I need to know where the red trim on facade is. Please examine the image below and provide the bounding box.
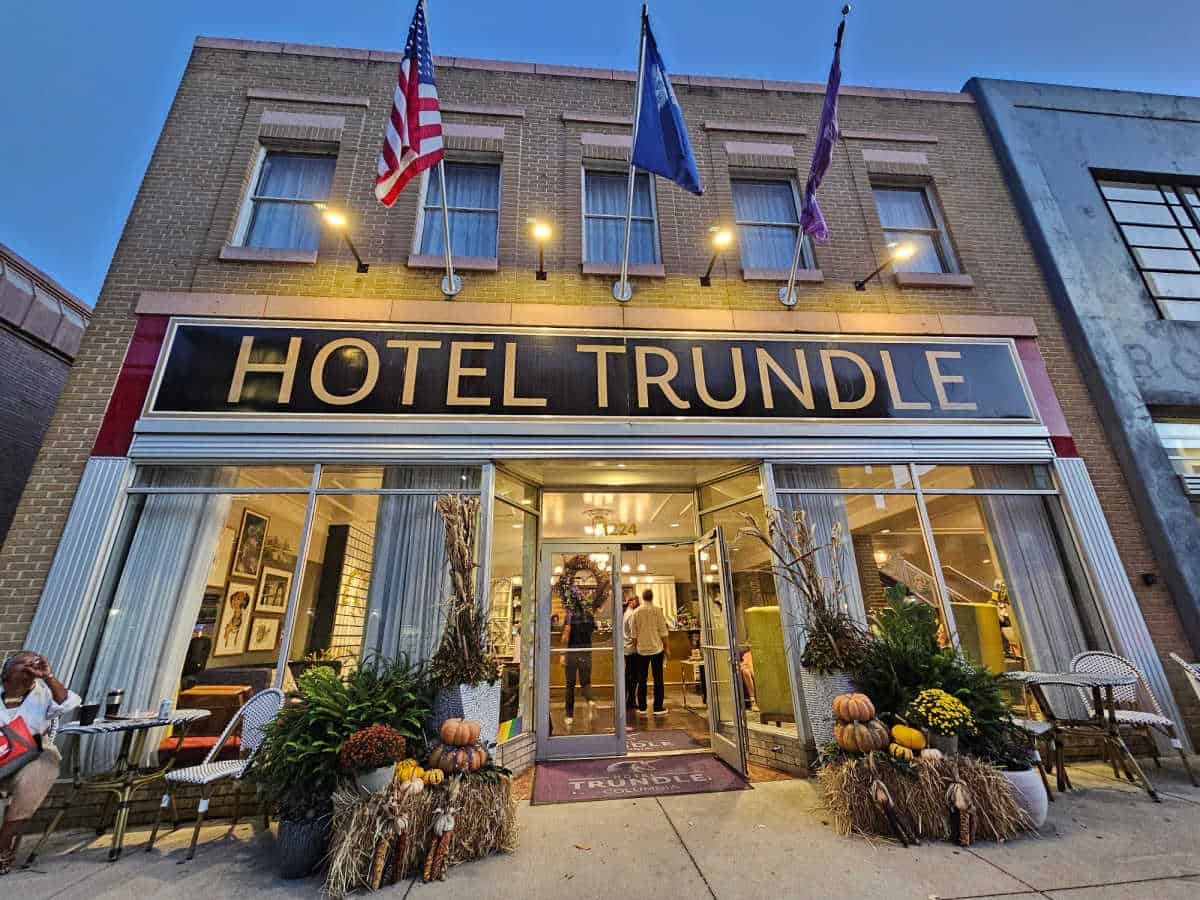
[1014,337,1077,457]
[91,315,170,457]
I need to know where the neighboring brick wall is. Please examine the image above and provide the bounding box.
[0,38,1193,743]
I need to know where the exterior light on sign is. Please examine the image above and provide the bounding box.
[854,241,916,291]
[530,219,552,280]
[700,226,734,287]
[314,203,369,273]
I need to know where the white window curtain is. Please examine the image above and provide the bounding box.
[81,468,233,773]
[361,467,482,665]
[733,180,807,270]
[419,162,501,258]
[872,187,949,274]
[584,170,658,263]
[771,466,868,626]
[246,152,335,251]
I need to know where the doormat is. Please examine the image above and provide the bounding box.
[626,729,706,753]
[532,754,750,805]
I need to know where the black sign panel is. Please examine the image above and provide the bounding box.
[149,322,1036,422]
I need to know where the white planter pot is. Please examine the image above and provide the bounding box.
[798,669,856,748]
[355,765,394,794]
[1002,766,1048,828]
[433,681,501,748]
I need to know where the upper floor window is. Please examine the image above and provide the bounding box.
[584,169,660,264]
[872,185,958,274]
[243,152,335,251]
[418,161,501,258]
[1097,179,1200,318]
[731,178,812,271]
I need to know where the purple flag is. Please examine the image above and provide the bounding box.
[799,18,845,244]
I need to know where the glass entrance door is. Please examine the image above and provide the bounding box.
[536,542,625,759]
[694,528,748,774]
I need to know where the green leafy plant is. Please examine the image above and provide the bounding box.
[249,655,433,820]
[738,507,868,674]
[428,494,499,688]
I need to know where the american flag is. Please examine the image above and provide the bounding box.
[375,0,444,207]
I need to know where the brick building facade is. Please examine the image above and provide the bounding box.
[3,35,1196,778]
[0,243,89,549]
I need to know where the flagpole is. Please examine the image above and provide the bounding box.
[423,0,460,298]
[780,5,848,308]
[614,4,649,303]
[437,159,461,297]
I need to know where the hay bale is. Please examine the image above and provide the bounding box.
[325,774,518,897]
[818,755,1034,843]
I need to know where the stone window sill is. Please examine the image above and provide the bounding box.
[894,271,975,289]
[741,267,824,283]
[581,261,666,278]
[219,244,318,264]
[407,254,499,272]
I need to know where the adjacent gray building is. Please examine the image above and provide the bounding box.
[967,79,1200,659]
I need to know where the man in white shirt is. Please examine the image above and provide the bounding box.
[622,593,641,711]
[628,589,670,715]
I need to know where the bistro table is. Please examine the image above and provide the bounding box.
[52,709,211,861]
[1003,670,1159,801]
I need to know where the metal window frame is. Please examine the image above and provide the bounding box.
[239,150,337,251]
[872,182,960,274]
[729,176,815,270]
[1095,174,1200,314]
[581,165,662,264]
[413,158,503,258]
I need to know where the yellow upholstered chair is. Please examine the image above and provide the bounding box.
[949,602,1006,674]
[745,606,795,726]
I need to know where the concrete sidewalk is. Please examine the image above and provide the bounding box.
[8,759,1200,900]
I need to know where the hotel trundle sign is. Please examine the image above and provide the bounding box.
[149,321,1037,423]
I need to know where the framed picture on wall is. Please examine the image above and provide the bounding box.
[247,616,281,653]
[231,509,270,580]
[257,566,292,613]
[212,581,257,657]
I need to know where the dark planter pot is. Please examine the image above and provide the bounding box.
[277,813,330,879]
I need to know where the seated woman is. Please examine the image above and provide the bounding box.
[1,651,79,874]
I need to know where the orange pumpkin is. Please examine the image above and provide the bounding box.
[834,717,890,753]
[831,693,876,723]
[427,742,488,774]
[439,718,482,746]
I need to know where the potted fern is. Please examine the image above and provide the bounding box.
[739,507,867,747]
[429,494,502,747]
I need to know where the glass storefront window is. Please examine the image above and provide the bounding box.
[133,464,314,490]
[773,464,913,492]
[488,495,537,741]
[698,469,762,511]
[541,491,694,540]
[495,470,539,509]
[914,464,1054,492]
[319,465,481,491]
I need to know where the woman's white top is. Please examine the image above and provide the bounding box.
[0,680,81,736]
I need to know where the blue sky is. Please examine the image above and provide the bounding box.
[2,0,1198,304]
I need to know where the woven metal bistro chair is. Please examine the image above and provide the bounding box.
[1169,652,1200,705]
[1070,651,1197,787]
[146,688,284,861]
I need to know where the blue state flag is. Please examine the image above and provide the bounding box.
[631,13,703,196]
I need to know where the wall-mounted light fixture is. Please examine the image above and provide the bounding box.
[700,227,733,287]
[315,204,369,273]
[530,219,552,280]
[853,241,915,291]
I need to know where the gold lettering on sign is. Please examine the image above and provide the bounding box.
[310,338,380,405]
[385,339,442,406]
[819,349,876,411]
[756,347,814,411]
[446,340,494,407]
[692,346,746,410]
[502,342,548,407]
[634,346,690,410]
[925,350,977,411]
[227,335,302,404]
[575,344,626,408]
[880,350,932,411]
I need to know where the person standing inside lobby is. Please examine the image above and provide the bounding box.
[622,592,641,711]
[561,579,596,726]
[630,589,670,716]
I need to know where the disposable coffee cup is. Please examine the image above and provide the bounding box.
[105,688,124,719]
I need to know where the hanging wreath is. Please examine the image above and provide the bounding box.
[556,553,612,618]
